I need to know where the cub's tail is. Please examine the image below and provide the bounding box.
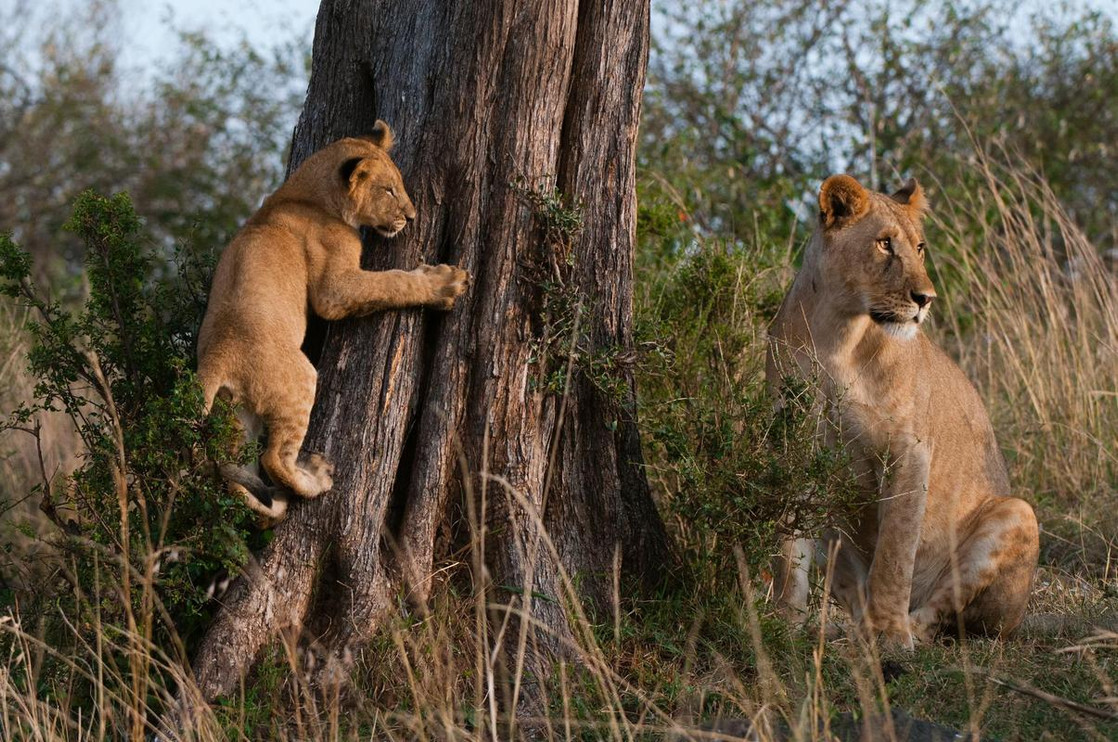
[217,462,289,526]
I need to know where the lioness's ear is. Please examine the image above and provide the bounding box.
[339,157,365,185]
[819,174,869,229]
[367,119,395,151]
[890,177,927,218]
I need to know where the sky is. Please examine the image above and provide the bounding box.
[9,0,1116,75]
[0,0,318,75]
[118,0,319,68]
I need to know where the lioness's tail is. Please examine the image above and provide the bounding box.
[1017,612,1118,639]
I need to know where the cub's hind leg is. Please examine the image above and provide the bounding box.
[221,465,289,524]
[296,450,335,488]
[910,496,1038,639]
[258,355,333,499]
[198,367,290,523]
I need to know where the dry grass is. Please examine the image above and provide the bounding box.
[0,154,1115,739]
[0,300,82,598]
[928,151,1118,568]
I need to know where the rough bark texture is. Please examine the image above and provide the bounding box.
[192,0,669,704]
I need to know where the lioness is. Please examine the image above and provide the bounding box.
[198,121,468,523]
[767,174,1038,648]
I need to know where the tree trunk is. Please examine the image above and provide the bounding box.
[191,0,669,707]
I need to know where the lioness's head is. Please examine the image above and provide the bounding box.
[814,174,936,340]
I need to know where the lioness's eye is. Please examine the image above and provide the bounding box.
[876,237,893,254]
[385,187,396,198]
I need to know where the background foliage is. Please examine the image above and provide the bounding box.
[0,0,1114,738]
[0,0,306,285]
[638,0,1117,571]
[643,0,1117,247]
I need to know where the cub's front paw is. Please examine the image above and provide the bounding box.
[418,263,469,310]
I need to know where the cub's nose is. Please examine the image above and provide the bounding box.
[911,290,935,308]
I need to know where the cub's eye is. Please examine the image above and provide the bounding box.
[876,237,893,254]
[916,241,927,257]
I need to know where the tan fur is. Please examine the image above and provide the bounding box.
[197,121,468,523]
[768,174,1038,648]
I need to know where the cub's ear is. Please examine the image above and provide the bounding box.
[890,177,927,218]
[367,119,395,151]
[339,157,366,185]
[819,174,869,229]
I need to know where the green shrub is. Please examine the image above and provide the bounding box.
[0,190,256,687]
[634,191,862,586]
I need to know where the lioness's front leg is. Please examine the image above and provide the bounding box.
[311,264,469,320]
[864,443,931,649]
[772,536,814,622]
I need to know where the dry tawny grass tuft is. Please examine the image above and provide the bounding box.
[0,150,1115,739]
[929,153,1117,565]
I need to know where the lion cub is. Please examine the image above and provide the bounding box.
[768,174,1038,647]
[198,121,468,522]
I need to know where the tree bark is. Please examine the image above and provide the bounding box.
[191,0,669,707]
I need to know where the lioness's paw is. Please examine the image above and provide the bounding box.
[418,263,469,310]
[907,608,937,645]
[862,612,916,652]
[880,629,916,653]
[869,623,916,652]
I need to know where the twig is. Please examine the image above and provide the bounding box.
[977,671,1118,722]
[1058,630,1118,654]
[4,420,74,532]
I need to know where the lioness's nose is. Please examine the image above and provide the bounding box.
[911,290,935,308]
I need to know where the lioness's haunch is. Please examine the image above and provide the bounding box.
[197,122,469,523]
[767,174,1039,648]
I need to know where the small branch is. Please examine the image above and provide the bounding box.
[4,420,74,532]
[979,672,1118,722]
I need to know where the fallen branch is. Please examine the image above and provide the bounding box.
[979,672,1118,722]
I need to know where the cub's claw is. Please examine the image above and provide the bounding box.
[297,451,335,494]
[418,263,469,310]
